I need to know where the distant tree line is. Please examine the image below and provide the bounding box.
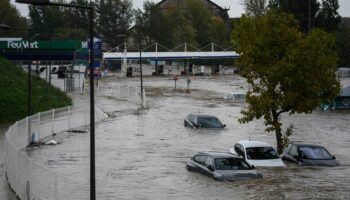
[133,0,231,50]
[25,0,232,50]
[0,0,349,67]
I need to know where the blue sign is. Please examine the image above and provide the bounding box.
[87,37,102,53]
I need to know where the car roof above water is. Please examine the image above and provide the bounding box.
[189,113,217,118]
[290,142,325,148]
[198,151,241,159]
[238,140,275,148]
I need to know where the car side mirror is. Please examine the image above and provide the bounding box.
[222,124,226,128]
[198,124,202,127]
[207,165,214,171]
[293,155,299,160]
[333,155,336,160]
[251,165,255,169]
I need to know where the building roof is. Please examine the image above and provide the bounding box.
[156,0,228,12]
[103,51,239,60]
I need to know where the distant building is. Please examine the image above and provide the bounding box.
[156,0,230,22]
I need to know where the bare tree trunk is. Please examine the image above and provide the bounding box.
[272,110,283,154]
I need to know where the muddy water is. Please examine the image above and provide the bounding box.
[14,76,350,199]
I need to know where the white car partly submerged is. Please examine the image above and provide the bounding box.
[230,140,286,167]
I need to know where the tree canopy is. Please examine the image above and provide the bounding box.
[96,0,134,49]
[242,0,268,16]
[232,11,340,153]
[315,0,341,32]
[0,0,28,38]
[269,0,341,33]
[136,0,231,49]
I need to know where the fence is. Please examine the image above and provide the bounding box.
[95,82,147,108]
[5,106,108,200]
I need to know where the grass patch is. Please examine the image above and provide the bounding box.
[0,58,72,124]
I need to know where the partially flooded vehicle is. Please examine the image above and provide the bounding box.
[186,151,263,181]
[184,113,226,129]
[281,142,340,167]
[230,140,285,167]
[224,92,246,101]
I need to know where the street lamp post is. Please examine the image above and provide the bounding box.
[15,1,96,199]
[138,38,144,107]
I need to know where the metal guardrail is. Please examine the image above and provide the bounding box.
[5,106,107,200]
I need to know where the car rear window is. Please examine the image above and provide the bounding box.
[299,146,333,160]
[197,116,222,128]
[246,147,280,160]
[214,158,251,170]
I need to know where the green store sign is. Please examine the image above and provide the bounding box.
[0,40,87,50]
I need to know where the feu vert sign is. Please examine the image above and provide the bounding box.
[0,39,86,50]
[7,40,39,49]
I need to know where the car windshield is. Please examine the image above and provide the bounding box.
[214,158,251,170]
[197,116,223,128]
[299,146,333,160]
[246,147,280,160]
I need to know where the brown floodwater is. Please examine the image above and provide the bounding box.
[3,75,350,200]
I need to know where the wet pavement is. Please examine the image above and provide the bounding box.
[2,74,350,199]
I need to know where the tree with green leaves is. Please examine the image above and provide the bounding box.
[183,0,212,47]
[271,0,320,32]
[134,1,171,47]
[242,0,268,16]
[29,5,64,39]
[165,7,198,48]
[315,0,341,32]
[55,0,91,40]
[209,16,230,47]
[335,26,350,67]
[96,0,134,49]
[29,0,92,40]
[232,11,340,153]
[0,0,28,38]
[136,0,230,49]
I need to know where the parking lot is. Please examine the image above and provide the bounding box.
[17,74,350,199]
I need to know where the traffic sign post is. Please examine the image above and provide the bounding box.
[186,78,191,92]
[173,75,179,91]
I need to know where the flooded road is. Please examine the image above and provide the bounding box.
[5,75,350,199]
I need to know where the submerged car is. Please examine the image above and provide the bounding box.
[230,140,285,167]
[184,113,226,129]
[224,92,246,101]
[281,142,340,167]
[186,151,263,181]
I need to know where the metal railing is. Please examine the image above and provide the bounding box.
[5,106,107,200]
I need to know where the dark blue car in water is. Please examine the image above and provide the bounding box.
[184,113,225,129]
[281,142,340,167]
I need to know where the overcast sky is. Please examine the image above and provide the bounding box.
[11,0,350,18]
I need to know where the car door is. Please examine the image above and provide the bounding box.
[192,155,208,174]
[283,144,299,163]
[186,114,197,129]
[203,156,214,177]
